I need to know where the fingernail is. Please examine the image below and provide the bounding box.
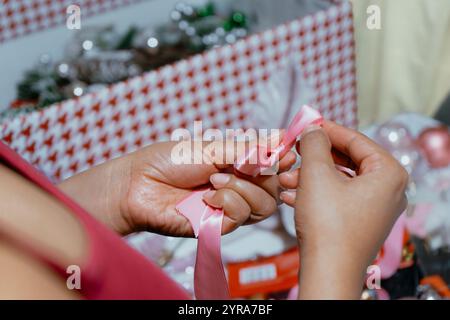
[279,171,289,179]
[210,173,231,188]
[203,190,216,200]
[303,124,321,135]
[203,190,223,208]
[280,190,296,202]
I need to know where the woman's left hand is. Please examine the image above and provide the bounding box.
[59,138,296,236]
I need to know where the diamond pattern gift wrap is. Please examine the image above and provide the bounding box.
[0,0,357,182]
[0,0,146,43]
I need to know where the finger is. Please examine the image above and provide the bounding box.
[203,188,251,234]
[298,125,335,172]
[238,173,283,203]
[295,144,357,170]
[279,169,300,190]
[322,120,390,174]
[279,190,296,207]
[278,150,297,173]
[279,163,351,190]
[209,173,278,219]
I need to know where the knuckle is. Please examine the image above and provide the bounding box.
[386,159,409,191]
[219,188,233,203]
[222,189,250,221]
[260,197,277,216]
[399,194,408,213]
[231,176,245,190]
[398,166,410,190]
[399,162,409,180]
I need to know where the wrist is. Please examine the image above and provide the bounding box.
[298,240,367,299]
[104,155,135,234]
[58,156,133,235]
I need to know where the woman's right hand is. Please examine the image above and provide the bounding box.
[279,120,409,299]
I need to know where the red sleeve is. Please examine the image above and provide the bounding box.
[0,141,190,300]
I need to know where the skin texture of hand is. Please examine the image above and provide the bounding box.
[279,121,409,299]
[59,138,296,237]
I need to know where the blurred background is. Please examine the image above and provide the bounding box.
[1,0,450,300]
[1,0,449,125]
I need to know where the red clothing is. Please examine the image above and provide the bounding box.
[0,141,189,300]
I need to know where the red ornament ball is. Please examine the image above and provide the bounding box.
[416,126,450,168]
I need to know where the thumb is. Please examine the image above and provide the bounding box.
[298,125,334,171]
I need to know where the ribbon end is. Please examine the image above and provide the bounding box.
[176,189,212,238]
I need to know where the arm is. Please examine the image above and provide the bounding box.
[0,163,86,298]
[280,121,408,299]
[0,138,295,299]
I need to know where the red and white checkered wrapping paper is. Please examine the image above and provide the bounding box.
[0,0,357,182]
[0,0,146,43]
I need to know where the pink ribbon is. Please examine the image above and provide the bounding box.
[176,189,229,299]
[176,105,323,300]
[235,105,323,177]
[376,212,406,279]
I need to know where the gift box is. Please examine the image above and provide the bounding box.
[0,0,147,43]
[0,0,357,183]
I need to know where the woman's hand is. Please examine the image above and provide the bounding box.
[59,138,296,236]
[279,121,409,299]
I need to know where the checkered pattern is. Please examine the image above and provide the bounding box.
[0,0,146,43]
[0,0,357,182]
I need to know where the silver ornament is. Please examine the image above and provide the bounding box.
[202,33,219,47]
[215,27,226,37]
[391,147,420,174]
[56,62,77,79]
[185,26,196,37]
[63,81,86,98]
[75,50,141,84]
[38,53,52,65]
[416,284,442,300]
[144,36,159,55]
[178,20,189,31]
[361,289,379,300]
[170,10,182,22]
[181,5,194,17]
[233,27,248,38]
[175,2,187,12]
[225,33,237,44]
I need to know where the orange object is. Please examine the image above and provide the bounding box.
[374,229,415,269]
[399,231,415,269]
[420,275,450,298]
[227,247,300,298]
[10,99,36,109]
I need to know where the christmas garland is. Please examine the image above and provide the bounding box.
[1,2,249,120]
